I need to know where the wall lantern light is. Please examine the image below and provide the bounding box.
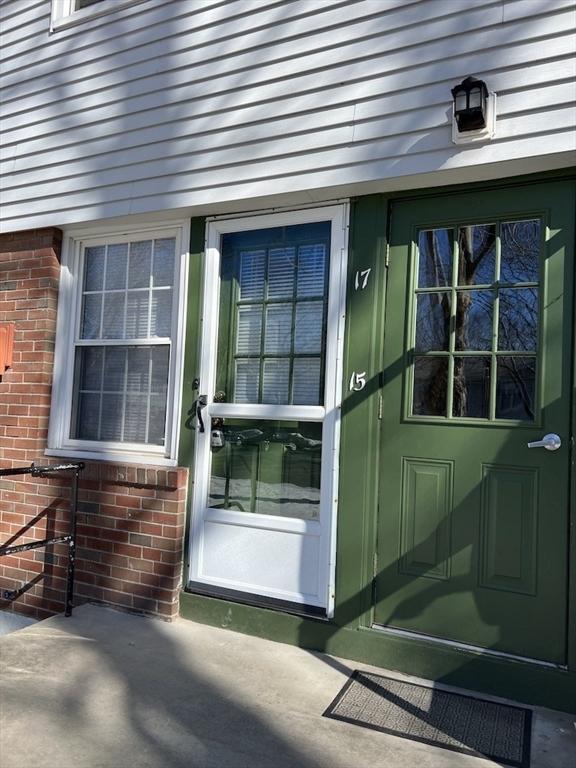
[451,76,496,144]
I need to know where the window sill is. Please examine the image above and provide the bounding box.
[45,447,178,467]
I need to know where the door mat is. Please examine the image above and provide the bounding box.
[323,671,532,768]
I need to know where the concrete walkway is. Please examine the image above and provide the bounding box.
[0,604,574,768]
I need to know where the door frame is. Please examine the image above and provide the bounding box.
[187,203,349,616]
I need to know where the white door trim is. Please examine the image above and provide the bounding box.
[188,203,349,617]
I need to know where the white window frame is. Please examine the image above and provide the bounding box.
[50,0,147,32]
[47,221,190,466]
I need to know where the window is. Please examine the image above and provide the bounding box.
[50,0,143,30]
[48,225,189,465]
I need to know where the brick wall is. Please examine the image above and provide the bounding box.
[0,229,188,621]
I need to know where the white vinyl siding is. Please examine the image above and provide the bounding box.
[1,0,575,231]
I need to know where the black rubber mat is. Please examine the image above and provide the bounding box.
[323,671,532,768]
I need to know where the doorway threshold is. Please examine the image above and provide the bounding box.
[185,582,328,620]
[371,624,567,670]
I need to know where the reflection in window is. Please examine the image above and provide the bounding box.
[496,357,536,420]
[208,421,322,520]
[220,223,330,406]
[411,218,540,421]
[500,220,540,284]
[453,357,490,418]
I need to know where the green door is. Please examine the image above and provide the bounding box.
[374,182,574,664]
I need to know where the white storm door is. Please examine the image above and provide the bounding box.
[188,206,348,614]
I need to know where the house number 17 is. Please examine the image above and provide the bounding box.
[354,268,371,290]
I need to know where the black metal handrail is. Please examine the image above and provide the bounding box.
[0,462,85,617]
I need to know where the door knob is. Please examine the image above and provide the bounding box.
[527,433,561,451]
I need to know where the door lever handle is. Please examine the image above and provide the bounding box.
[527,433,561,451]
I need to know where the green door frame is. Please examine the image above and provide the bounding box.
[178,170,576,713]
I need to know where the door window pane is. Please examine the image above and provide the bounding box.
[412,357,448,416]
[239,250,266,299]
[417,229,453,288]
[268,247,295,298]
[236,306,262,354]
[208,420,322,520]
[500,220,540,284]
[234,359,260,403]
[415,293,451,352]
[262,358,290,404]
[496,357,536,421]
[294,302,323,354]
[297,244,326,297]
[293,358,322,405]
[264,305,292,354]
[455,290,494,351]
[498,288,538,352]
[453,357,490,418]
[457,224,496,286]
[220,223,330,405]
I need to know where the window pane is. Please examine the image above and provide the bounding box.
[234,359,260,403]
[418,229,452,288]
[78,347,103,391]
[105,243,128,290]
[294,301,323,354]
[71,345,169,445]
[297,244,326,297]
[262,358,290,404]
[500,220,540,284]
[453,357,490,418]
[457,224,496,286]
[150,289,173,337]
[126,347,150,392]
[265,304,292,354]
[104,347,126,391]
[100,394,123,441]
[415,292,450,352]
[268,247,295,298]
[84,246,105,291]
[455,290,494,351]
[293,357,321,405]
[209,420,321,520]
[75,393,100,440]
[81,294,102,339]
[102,293,125,338]
[151,347,170,395]
[496,357,536,421]
[148,395,167,445]
[413,357,448,416]
[128,241,152,289]
[236,306,262,354]
[239,250,266,299]
[124,395,147,443]
[152,238,176,287]
[126,291,149,338]
[498,288,538,352]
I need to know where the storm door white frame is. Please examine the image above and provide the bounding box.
[188,204,349,616]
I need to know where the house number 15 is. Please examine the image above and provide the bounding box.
[349,371,367,391]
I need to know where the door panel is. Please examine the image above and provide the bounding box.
[189,207,347,612]
[374,182,574,663]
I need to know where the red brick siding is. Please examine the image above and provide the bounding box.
[0,229,188,621]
